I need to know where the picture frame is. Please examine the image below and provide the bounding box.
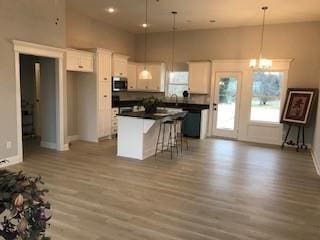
[281,88,318,126]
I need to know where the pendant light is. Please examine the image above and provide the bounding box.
[249,6,272,69]
[170,11,178,79]
[139,0,152,80]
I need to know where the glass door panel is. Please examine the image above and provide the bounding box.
[212,72,242,139]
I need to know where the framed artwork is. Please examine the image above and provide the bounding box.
[281,88,318,125]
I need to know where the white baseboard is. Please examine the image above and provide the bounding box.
[311,148,320,176]
[0,155,22,168]
[67,135,80,143]
[40,141,57,150]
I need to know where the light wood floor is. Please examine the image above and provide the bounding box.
[9,138,320,240]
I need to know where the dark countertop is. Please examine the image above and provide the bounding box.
[113,99,210,111]
[118,110,187,120]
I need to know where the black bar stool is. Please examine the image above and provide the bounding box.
[155,116,178,159]
[176,111,189,153]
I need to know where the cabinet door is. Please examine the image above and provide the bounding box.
[79,55,94,72]
[127,63,137,90]
[99,81,111,137]
[148,65,161,91]
[188,62,211,94]
[113,55,128,77]
[136,65,149,90]
[99,52,111,82]
[66,51,80,71]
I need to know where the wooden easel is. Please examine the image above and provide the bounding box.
[281,124,307,152]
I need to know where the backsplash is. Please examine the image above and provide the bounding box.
[114,91,210,104]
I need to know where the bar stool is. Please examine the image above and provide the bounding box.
[176,111,189,153]
[155,116,179,160]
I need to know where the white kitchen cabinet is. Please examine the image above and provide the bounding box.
[111,108,119,135]
[66,49,94,72]
[97,49,113,138]
[127,62,137,90]
[188,61,211,94]
[136,63,166,92]
[112,54,129,77]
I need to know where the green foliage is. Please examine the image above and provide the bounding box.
[0,170,51,240]
[141,97,162,113]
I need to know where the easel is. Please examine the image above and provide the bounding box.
[281,124,307,152]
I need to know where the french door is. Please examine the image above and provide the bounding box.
[212,72,242,139]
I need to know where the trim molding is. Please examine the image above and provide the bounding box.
[0,155,22,169]
[68,135,80,142]
[40,141,57,150]
[311,148,320,176]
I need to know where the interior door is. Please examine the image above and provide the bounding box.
[212,72,242,139]
[34,63,41,136]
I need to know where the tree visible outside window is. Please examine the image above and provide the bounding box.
[250,72,284,123]
[167,72,189,97]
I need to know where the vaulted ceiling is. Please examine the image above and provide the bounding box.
[67,0,320,33]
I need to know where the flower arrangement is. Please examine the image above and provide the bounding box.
[0,170,51,240]
[141,97,162,114]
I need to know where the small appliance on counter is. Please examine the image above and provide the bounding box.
[112,76,128,92]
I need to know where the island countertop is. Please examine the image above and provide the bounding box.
[117,110,187,120]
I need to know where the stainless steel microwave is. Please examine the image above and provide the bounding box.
[112,76,128,92]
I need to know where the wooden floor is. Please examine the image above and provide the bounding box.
[9,138,320,240]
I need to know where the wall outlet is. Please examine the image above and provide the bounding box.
[6,141,12,149]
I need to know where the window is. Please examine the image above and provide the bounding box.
[250,71,284,123]
[167,72,189,97]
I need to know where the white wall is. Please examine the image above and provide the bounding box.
[0,0,66,160]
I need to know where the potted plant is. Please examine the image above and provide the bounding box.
[141,97,162,114]
[0,170,51,240]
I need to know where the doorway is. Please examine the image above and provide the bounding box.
[14,40,67,164]
[212,72,242,139]
[20,54,57,152]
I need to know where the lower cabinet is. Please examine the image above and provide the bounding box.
[111,108,119,135]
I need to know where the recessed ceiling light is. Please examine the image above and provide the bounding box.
[209,19,216,23]
[106,7,115,13]
[142,23,148,28]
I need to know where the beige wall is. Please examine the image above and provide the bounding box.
[135,22,320,88]
[0,0,66,160]
[66,9,135,58]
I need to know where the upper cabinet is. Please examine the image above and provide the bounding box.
[127,62,137,90]
[136,63,166,92]
[112,54,129,77]
[66,49,94,72]
[188,61,211,94]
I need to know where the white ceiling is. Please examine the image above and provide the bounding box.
[66,0,320,33]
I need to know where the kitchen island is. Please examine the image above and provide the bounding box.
[117,110,185,160]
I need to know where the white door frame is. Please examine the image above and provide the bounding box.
[208,59,292,145]
[212,71,242,139]
[14,40,68,163]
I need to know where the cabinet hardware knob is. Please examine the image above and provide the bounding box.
[79,65,83,68]
[104,95,107,98]
[104,78,107,80]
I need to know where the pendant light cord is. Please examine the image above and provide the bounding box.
[144,0,148,70]
[171,12,177,73]
[259,6,267,59]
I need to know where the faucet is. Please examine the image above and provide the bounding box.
[170,94,178,106]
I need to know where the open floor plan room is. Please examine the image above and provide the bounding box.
[9,139,320,240]
[1,0,320,239]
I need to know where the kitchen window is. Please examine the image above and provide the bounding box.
[167,71,189,97]
[250,71,284,123]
